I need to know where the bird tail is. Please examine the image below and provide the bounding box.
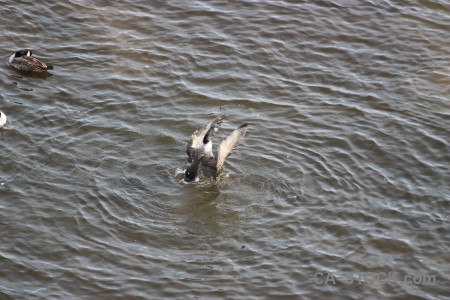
[46,65,54,70]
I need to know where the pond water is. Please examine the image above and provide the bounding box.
[1,0,449,299]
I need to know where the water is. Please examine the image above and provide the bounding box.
[1,0,449,299]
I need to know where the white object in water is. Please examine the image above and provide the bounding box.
[0,111,7,128]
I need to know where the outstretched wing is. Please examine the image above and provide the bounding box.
[186,114,224,159]
[214,124,248,179]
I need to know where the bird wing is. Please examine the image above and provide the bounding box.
[186,114,224,158]
[14,56,49,72]
[214,124,248,179]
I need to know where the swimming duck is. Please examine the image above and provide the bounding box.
[9,49,53,72]
[185,114,248,183]
[0,111,7,129]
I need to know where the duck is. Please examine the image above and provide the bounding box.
[185,114,248,183]
[0,111,7,129]
[8,49,53,72]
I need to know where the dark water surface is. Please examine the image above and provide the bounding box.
[1,0,449,299]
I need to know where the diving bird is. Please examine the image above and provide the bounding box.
[8,49,54,72]
[185,115,248,183]
[0,111,7,129]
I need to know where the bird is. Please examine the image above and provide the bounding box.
[0,111,7,129]
[8,49,54,72]
[185,114,248,183]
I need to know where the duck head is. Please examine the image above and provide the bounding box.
[184,164,199,182]
[15,49,32,57]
